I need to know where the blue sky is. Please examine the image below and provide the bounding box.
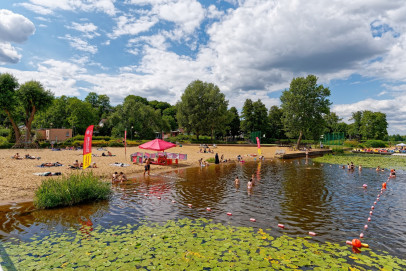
[1,0,406,134]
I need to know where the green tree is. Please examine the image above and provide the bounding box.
[228,107,240,139]
[348,111,362,140]
[33,96,70,129]
[360,111,388,140]
[66,98,98,135]
[267,105,284,139]
[324,112,342,133]
[176,80,228,140]
[17,81,54,142]
[108,98,167,139]
[241,99,269,137]
[0,73,21,142]
[280,75,331,148]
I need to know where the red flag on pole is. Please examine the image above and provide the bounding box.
[256,137,261,156]
[83,125,94,169]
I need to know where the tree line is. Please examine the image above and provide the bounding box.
[0,73,389,147]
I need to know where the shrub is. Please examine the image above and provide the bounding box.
[206,157,215,163]
[0,128,9,137]
[364,140,387,148]
[344,140,359,148]
[34,172,111,209]
[332,147,344,154]
[109,141,124,147]
[0,136,13,149]
[92,140,108,147]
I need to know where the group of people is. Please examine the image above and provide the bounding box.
[112,171,127,182]
[234,174,257,190]
[101,151,113,156]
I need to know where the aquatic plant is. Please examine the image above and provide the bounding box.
[34,172,111,209]
[313,153,406,169]
[0,218,404,270]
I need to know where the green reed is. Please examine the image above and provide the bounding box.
[34,172,111,209]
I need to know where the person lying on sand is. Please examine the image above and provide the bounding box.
[91,162,98,168]
[25,154,36,159]
[67,160,80,169]
[13,153,23,160]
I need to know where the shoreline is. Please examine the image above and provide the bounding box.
[0,145,304,207]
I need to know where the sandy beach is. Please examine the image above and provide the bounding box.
[0,145,295,204]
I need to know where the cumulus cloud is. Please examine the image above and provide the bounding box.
[0,9,35,64]
[108,15,158,38]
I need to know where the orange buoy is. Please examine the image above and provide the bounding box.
[352,238,362,248]
[382,182,387,189]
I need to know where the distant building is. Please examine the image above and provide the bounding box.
[36,128,73,142]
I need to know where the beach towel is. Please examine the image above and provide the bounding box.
[33,172,62,176]
[110,163,130,167]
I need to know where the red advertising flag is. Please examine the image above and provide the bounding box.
[83,125,94,169]
[256,137,262,156]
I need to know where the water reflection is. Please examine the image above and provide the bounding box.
[0,159,405,258]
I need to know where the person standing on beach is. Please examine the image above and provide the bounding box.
[144,158,151,176]
[234,176,240,185]
[247,178,253,189]
[215,153,220,164]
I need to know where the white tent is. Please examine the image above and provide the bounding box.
[396,143,406,146]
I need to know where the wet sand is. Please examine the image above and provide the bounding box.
[0,145,294,204]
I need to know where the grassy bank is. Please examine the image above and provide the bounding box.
[34,172,112,209]
[313,153,406,169]
[1,218,405,270]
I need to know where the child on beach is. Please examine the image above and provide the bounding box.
[144,158,151,176]
[234,176,240,185]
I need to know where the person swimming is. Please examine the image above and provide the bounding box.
[247,178,253,189]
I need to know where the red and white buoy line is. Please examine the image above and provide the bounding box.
[140,192,318,237]
[346,175,393,251]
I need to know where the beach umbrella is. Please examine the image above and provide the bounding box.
[396,143,406,147]
[138,139,176,151]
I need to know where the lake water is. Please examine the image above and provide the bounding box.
[1,158,405,258]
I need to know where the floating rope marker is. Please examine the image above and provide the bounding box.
[374,201,376,205]
[250,218,256,222]
[171,200,176,203]
[144,193,148,196]
[368,217,371,222]
[371,206,375,210]
[278,224,285,228]
[227,212,232,216]
[206,207,211,211]
[363,184,367,188]
[188,204,192,208]
[360,233,364,238]
[157,197,161,199]
[309,232,317,236]
[364,225,368,229]
[370,211,373,215]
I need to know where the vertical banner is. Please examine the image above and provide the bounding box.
[124,129,127,157]
[83,125,94,169]
[256,137,262,156]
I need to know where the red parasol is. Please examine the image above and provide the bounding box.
[138,139,176,151]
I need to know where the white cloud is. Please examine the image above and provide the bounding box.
[155,0,205,34]
[108,15,158,39]
[0,9,35,64]
[67,22,100,39]
[60,35,98,54]
[0,42,21,64]
[21,0,116,16]
[17,3,53,15]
